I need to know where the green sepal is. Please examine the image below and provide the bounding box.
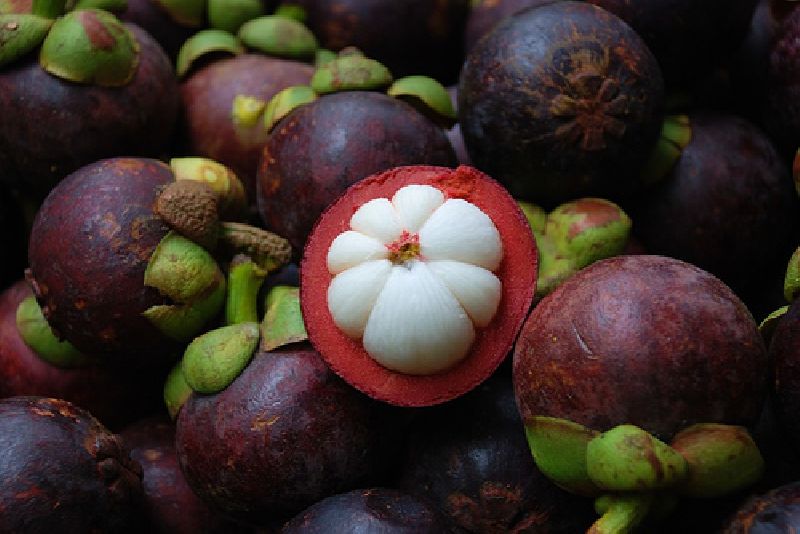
[518,200,547,236]
[785,246,800,302]
[387,75,456,127]
[31,0,65,17]
[640,114,692,186]
[231,94,267,127]
[15,295,92,368]
[263,84,317,132]
[39,8,139,86]
[181,322,260,394]
[237,15,317,59]
[261,285,307,352]
[71,0,127,12]
[590,493,654,534]
[0,13,52,67]
[225,255,266,326]
[207,0,264,33]
[524,416,601,496]
[586,424,689,492]
[310,55,392,94]
[274,2,306,23]
[142,231,227,341]
[670,424,764,498]
[153,0,205,27]
[176,29,243,77]
[164,359,192,420]
[313,47,335,68]
[760,305,789,346]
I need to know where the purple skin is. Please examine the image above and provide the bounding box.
[281,488,455,533]
[764,5,800,155]
[26,158,177,362]
[0,396,143,532]
[723,481,800,532]
[256,91,457,253]
[630,114,799,304]
[176,345,396,525]
[120,416,248,533]
[514,255,769,441]
[119,0,195,60]
[399,369,594,533]
[463,0,558,53]
[445,86,471,166]
[0,25,179,199]
[769,298,800,452]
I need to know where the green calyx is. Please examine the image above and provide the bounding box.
[310,54,393,94]
[154,0,204,27]
[0,13,52,67]
[387,75,456,127]
[142,231,227,342]
[784,246,800,302]
[590,493,653,534]
[16,295,91,368]
[640,114,692,186]
[39,8,139,86]
[263,84,317,132]
[176,28,243,77]
[225,254,266,326]
[208,0,264,33]
[238,15,317,59]
[232,94,267,126]
[155,180,220,250]
[760,305,789,346]
[164,360,192,419]
[218,222,292,273]
[274,3,306,23]
[71,0,127,12]
[524,416,601,496]
[170,157,248,221]
[313,47,335,68]
[669,424,764,498]
[181,322,260,394]
[586,424,688,492]
[261,285,307,352]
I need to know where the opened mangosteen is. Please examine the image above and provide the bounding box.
[26,156,290,363]
[0,5,179,198]
[300,165,537,407]
[281,488,456,533]
[459,1,664,207]
[0,280,165,429]
[0,396,143,531]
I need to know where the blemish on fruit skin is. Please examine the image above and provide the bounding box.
[78,11,116,51]
[563,199,622,239]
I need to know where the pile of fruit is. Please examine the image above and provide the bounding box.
[3,0,800,532]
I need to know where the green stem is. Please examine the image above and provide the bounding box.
[32,0,66,18]
[589,493,653,534]
[225,254,266,325]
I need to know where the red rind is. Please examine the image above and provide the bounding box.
[301,165,538,407]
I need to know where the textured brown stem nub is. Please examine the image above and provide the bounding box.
[155,180,220,250]
[219,222,292,272]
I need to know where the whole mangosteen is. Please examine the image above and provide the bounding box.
[768,297,800,451]
[458,1,664,207]
[723,481,800,532]
[463,0,556,53]
[0,396,143,532]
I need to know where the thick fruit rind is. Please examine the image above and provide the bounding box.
[300,165,538,407]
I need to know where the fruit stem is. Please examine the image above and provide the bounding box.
[588,493,653,534]
[32,0,66,18]
[219,222,292,272]
[225,254,266,325]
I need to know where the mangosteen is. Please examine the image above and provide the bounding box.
[300,165,537,407]
[281,488,456,533]
[458,1,664,207]
[630,113,799,304]
[0,280,165,429]
[723,481,800,532]
[0,7,179,198]
[120,416,247,533]
[399,370,595,533]
[763,5,800,155]
[463,0,556,53]
[118,0,198,59]
[0,396,143,531]
[26,156,290,362]
[768,296,800,452]
[288,0,469,84]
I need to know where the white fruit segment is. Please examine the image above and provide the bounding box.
[326,184,503,375]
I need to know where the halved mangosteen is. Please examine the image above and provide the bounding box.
[300,165,538,407]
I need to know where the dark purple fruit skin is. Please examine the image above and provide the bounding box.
[514,255,768,441]
[458,1,664,208]
[291,0,469,84]
[119,0,195,60]
[0,396,143,533]
[0,281,164,429]
[399,370,594,533]
[27,158,176,361]
[723,481,800,532]
[0,25,179,199]
[764,6,800,155]
[256,91,457,253]
[176,345,391,524]
[588,0,757,86]
[181,54,314,197]
[463,0,557,53]
[121,416,246,534]
[769,298,800,451]
[630,114,799,299]
[281,488,455,533]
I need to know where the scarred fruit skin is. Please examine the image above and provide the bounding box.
[723,481,800,532]
[301,165,538,407]
[0,396,143,532]
[176,346,391,523]
[27,158,176,361]
[181,54,314,196]
[281,488,455,533]
[0,281,163,429]
[257,91,457,253]
[0,25,179,198]
[513,255,768,441]
[459,1,664,208]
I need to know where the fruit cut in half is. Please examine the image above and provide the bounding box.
[301,165,538,406]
